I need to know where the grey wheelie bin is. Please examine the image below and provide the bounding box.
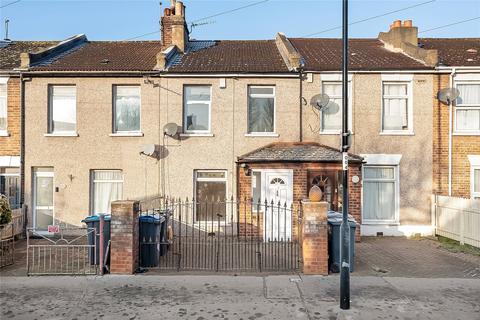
[327,211,356,273]
[82,214,111,265]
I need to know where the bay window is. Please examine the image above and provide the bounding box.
[48,85,76,134]
[113,86,141,133]
[248,86,275,134]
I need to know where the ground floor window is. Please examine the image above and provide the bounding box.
[363,165,399,223]
[194,170,227,221]
[0,167,20,209]
[91,170,123,215]
[472,166,480,200]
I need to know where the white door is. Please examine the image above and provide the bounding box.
[263,170,293,241]
[33,168,54,230]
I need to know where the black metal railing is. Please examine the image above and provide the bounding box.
[138,197,302,273]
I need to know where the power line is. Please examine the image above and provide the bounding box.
[124,0,270,41]
[302,0,436,37]
[0,0,21,9]
[419,16,480,34]
[191,0,269,24]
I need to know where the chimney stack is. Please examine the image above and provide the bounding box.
[161,0,188,52]
[379,19,438,67]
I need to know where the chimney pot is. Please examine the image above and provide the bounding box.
[175,1,184,17]
[403,20,413,27]
[393,20,402,28]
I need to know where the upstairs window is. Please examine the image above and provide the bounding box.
[382,82,412,133]
[0,82,6,133]
[321,82,343,132]
[248,86,275,134]
[48,85,76,134]
[113,86,141,133]
[184,86,211,133]
[455,83,480,133]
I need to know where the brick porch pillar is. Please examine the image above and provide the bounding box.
[302,201,328,275]
[110,200,139,274]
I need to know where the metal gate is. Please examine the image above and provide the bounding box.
[27,227,98,275]
[139,197,302,273]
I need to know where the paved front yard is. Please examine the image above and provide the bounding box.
[355,237,480,278]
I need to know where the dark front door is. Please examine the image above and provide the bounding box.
[308,170,342,211]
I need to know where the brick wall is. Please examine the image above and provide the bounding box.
[433,73,480,198]
[0,77,21,156]
[110,200,139,274]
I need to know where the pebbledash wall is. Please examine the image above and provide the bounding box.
[23,75,300,227]
[302,72,435,236]
[433,72,480,199]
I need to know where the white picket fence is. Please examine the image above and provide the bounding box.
[432,195,480,248]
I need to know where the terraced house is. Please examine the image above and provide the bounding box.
[12,0,479,237]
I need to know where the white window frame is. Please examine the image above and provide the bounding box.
[453,81,480,135]
[319,80,353,134]
[193,169,228,222]
[362,165,400,225]
[380,81,413,135]
[0,168,20,209]
[468,155,480,199]
[0,78,8,136]
[90,170,124,215]
[48,85,77,135]
[112,85,142,134]
[183,85,212,134]
[247,85,276,135]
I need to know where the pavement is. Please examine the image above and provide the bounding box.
[1,275,479,320]
[1,237,479,319]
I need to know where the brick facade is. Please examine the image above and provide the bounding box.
[0,77,21,156]
[433,73,480,198]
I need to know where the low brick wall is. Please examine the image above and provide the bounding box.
[302,201,329,275]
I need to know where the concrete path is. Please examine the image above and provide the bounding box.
[1,275,479,320]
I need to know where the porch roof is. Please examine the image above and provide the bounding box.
[237,142,363,164]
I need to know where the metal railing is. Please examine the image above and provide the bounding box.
[26,227,98,276]
[138,197,302,273]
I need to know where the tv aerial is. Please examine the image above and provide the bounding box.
[437,88,460,105]
[310,93,330,111]
[163,122,179,137]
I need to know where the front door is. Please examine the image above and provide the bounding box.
[33,168,54,230]
[264,170,293,241]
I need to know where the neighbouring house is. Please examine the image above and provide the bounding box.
[429,39,480,200]
[14,0,479,238]
[0,39,58,210]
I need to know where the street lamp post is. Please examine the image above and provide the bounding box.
[340,0,351,310]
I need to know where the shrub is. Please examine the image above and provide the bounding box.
[0,194,12,225]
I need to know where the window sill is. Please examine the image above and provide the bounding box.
[379,131,414,136]
[179,133,214,137]
[0,131,10,137]
[109,132,144,137]
[44,133,79,137]
[362,221,400,226]
[453,132,480,136]
[245,133,279,137]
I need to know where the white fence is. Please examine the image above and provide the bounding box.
[432,195,480,248]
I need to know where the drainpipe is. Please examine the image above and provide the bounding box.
[448,67,456,196]
[299,66,304,142]
[20,72,27,231]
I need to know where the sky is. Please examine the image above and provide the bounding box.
[0,0,479,41]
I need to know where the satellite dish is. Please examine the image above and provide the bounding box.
[141,144,156,156]
[163,122,179,137]
[310,93,330,110]
[438,88,460,105]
